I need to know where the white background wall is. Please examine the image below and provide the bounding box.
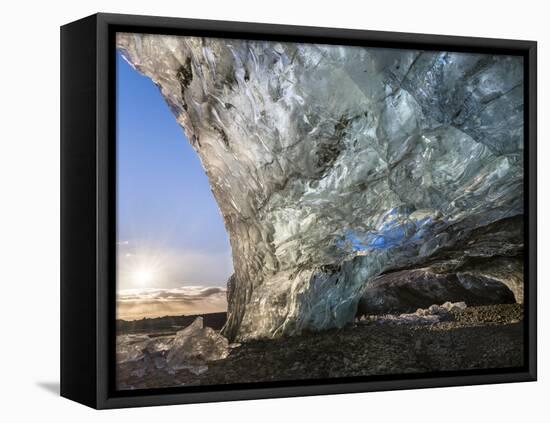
[1,0,547,420]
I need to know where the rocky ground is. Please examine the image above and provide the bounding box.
[116,304,524,390]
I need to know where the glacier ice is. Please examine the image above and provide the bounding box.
[367,301,467,326]
[116,318,230,375]
[116,334,150,364]
[117,33,524,341]
[165,317,229,372]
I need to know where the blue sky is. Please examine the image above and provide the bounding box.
[116,52,233,292]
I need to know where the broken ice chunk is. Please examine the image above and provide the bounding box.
[146,336,174,354]
[373,302,465,325]
[166,317,229,373]
[441,301,467,312]
[116,334,150,364]
[189,365,209,375]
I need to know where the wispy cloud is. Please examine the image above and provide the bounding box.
[116,285,227,321]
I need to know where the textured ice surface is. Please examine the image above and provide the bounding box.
[165,317,229,373]
[116,318,230,375]
[116,334,150,364]
[117,34,524,340]
[367,302,466,326]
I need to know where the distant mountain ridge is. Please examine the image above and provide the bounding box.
[116,312,227,335]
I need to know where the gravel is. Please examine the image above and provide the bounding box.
[116,304,524,390]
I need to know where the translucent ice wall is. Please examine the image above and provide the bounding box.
[117,33,524,340]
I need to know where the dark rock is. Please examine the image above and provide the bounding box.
[357,266,516,317]
[116,312,227,336]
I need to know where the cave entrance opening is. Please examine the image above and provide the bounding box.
[116,51,234,320]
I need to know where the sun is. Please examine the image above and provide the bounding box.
[118,246,166,289]
[131,266,156,286]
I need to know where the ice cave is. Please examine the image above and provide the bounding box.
[117,33,524,341]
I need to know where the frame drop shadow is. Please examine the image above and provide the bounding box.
[36,381,60,396]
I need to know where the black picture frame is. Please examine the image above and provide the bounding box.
[61,12,537,409]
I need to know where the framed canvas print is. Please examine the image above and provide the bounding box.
[60,13,537,409]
